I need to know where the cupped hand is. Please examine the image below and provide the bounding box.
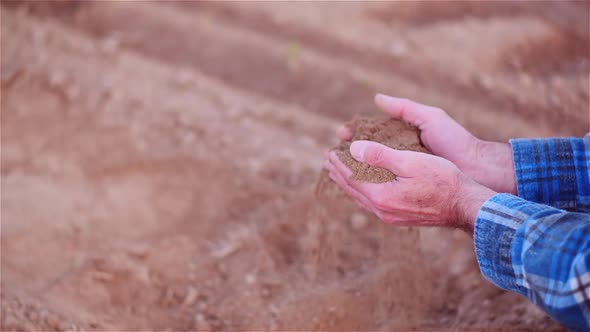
[338,94,516,194]
[325,140,495,233]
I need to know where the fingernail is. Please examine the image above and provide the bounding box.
[375,93,394,106]
[350,141,367,161]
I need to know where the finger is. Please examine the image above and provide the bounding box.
[381,216,440,227]
[328,165,419,224]
[375,208,419,225]
[327,166,375,212]
[323,159,332,172]
[382,218,421,227]
[325,158,376,212]
[327,157,422,224]
[374,93,441,128]
[327,151,353,177]
[327,156,443,227]
[337,125,353,141]
[328,150,389,202]
[326,157,364,199]
[349,140,429,176]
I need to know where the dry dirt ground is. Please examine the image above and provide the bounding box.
[1,1,589,331]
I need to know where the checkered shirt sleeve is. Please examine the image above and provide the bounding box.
[510,134,590,212]
[474,135,590,331]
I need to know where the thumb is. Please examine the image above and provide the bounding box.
[350,140,416,175]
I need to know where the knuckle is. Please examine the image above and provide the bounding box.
[398,98,413,113]
[366,147,386,166]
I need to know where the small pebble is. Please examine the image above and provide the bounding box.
[127,243,150,259]
[389,40,408,56]
[475,75,494,90]
[519,73,532,87]
[182,130,196,145]
[194,314,211,331]
[350,212,368,230]
[182,286,199,307]
[261,286,271,299]
[48,70,67,88]
[92,271,114,282]
[244,273,256,285]
[65,85,80,102]
[174,69,194,88]
[100,36,120,55]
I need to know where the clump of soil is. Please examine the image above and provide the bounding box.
[333,117,430,183]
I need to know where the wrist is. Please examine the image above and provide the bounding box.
[467,139,516,194]
[453,177,496,235]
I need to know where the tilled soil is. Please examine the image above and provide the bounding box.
[2,1,587,331]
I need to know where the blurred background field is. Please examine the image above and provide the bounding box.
[1,1,588,330]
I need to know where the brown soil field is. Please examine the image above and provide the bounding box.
[1,1,588,331]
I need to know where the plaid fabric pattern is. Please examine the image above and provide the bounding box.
[510,134,590,212]
[474,135,590,331]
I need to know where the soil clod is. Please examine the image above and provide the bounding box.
[332,117,430,183]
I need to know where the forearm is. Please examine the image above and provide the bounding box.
[455,178,496,234]
[463,134,590,212]
[463,139,516,195]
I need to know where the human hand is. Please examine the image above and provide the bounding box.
[325,140,496,232]
[338,94,516,194]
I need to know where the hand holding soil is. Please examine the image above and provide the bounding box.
[339,94,517,194]
[326,139,495,232]
[327,94,501,231]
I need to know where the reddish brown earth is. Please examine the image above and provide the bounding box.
[2,1,588,331]
[333,117,429,183]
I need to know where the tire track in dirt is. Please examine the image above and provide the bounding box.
[14,1,580,139]
[371,0,589,35]
[501,29,590,76]
[1,4,330,238]
[1,5,337,166]
[172,1,588,135]
[1,10,339,329]
[35,1,376,122]
[371,1,590,76]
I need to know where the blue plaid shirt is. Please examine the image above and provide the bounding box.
[474,134,590,331]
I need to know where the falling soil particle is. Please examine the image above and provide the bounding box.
[332,117,430,183]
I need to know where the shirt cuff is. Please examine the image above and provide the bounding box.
[509,137,583,210]
[473,193,534,295]
[474,192,566,294]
